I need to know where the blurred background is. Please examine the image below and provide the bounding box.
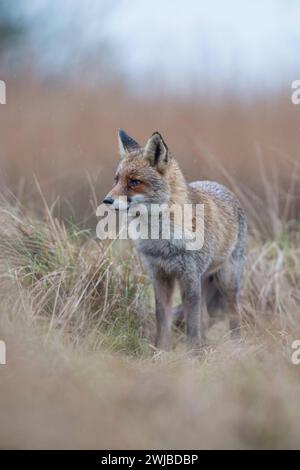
[0,0,300,225]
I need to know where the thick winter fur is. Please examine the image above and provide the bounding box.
[104,130,247,352]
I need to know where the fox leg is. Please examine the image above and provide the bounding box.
[179,276,202,352]
[215,258,242,337]
[173,291,208,341]
[204,275,225,325]
[152,270,175,351]
[172,304,184,326]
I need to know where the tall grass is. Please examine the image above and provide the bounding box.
[0,197,152,357]
[0,173,299,448]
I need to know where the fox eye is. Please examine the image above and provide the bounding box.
[129,178,141,187]
[114,175,119,184]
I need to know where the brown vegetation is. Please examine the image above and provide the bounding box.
[0,77,299,225]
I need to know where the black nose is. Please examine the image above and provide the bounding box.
[103,196,114,205]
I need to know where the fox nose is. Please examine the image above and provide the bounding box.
[103,196,114,205]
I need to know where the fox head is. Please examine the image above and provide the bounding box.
[103,130,173,210]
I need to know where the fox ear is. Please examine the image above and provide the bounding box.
[144,132,169,171]
[118,129,140,158]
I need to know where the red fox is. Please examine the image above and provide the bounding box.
[103,130,247,352]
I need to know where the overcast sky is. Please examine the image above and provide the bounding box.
[9,0,300,94]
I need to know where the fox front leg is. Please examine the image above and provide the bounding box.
[179,276,202,353]
[152,270,175,351]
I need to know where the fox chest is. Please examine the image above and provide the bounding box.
[134,239,192,275]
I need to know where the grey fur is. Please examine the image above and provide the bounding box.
[135,180,247,353]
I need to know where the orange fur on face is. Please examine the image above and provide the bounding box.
[128,181,149,194]
[110,165,152,200]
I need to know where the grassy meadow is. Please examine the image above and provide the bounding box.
[0,78,300,449]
